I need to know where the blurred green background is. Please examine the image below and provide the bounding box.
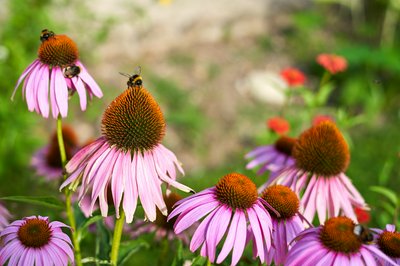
[0,0,399,264]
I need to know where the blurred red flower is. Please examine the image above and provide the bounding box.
[280,67,306,87]
[267,117,290,135]
[312,115,334,126]
[354,207,370,224]
[316,54,348,74]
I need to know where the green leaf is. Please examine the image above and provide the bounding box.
[77,215,104,242]
[370,186,399,206]
[378,160,394,186]
[0,196,64,209]
[191,256,207,266]
[95,220,112,262]
[171,240,184,266]
[118,239,149,265]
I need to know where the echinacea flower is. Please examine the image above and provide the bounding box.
[280,67,306,87]
[267,117,290,135]
[31,125,78,181]
[316,53,348,74]
[285,217,397,266]
[60,76,193,223]
[0,202,11,231]
[260,185,306,265]
[266,121,368,223]
[0,216,74,266]
[245,136,296,189]
[12,29,103,118]
[168,173,274,266]
[373,224,400,265]
[130,192,191,244]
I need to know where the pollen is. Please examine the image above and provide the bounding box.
[101,86,166,153]
[46,126,78,168]
[215,173,258,210]
[38,33,79,66]
[261,185,299,219]
[17,218,52,248]
[155,193,182,230]
[377,230,400,258]
[292,121,350,177]
[274,136,296,156]
[319,217,361,253]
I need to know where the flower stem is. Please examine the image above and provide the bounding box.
[57,116,82,266]
[319,71,331,90]
[110,210,125,265]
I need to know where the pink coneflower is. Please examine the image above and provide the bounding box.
[168,173,274,266]
[266,121,368,223]
[373,224,400,265]
[130,193,191,244]
[316,53,348,74]
[245,136,296,186]
[12,29,103,118]
[0,216,74,266]
[60,76,193,223]
[31,125,78,181]
[285,217,397,266]
[280,67,306,87]
[267,116,290,135]
[0,202,11,231]
[260,185,306,265]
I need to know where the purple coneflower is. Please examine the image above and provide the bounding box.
[168,172,274,266]
[373,224,400,265]
[260,185,306,265]
[12,29,103,118]
[60,78,193,223]
[245,135,296,180]
[0,202,11,231]
[266,121,368,223]
[286,217,397,266]
[130,192,191,244]
[0,216,74,266]
[31,125,78,181]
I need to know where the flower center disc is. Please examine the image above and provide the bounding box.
[46,126,78,168]
[102,86,166,153]
[155,193,182,230]
[292,121,350,176]
[319,217,361,253]
[216,173,258,210]
[38,34,79,66]
[17,218,52,248]
[274,136,296,156]
[378,231,400,258]
[261,185,299,219]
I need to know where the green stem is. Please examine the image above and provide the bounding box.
[319,71,331,90]
[206,259,212,266]
[110,210,125,265]
[57,116,82,266]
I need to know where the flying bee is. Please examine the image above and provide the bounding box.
[353,224,373,243]
[119,66,143,89]
[63,65,81,78]
[40,29,55,42]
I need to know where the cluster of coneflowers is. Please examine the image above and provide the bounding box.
[0,29,398,266]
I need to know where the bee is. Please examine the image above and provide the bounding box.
[63,65,81,78]
[40,29,55,42]
[353,224,373,243]
[119,66,143,89]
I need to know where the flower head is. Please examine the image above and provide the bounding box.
[0,216,74,266]
[316,53,348,74]
[280,67,306,87]
[0,202,11,231]
[267,117,290,135]
[31,125,78,181]
[245,136,296,188]
[60,76,193,223]
[168,173,274,266]
[12,29,103,118]
[261,185,306,265]
[266,121,368,223]
[286,217,397,266]
[373,224,400,265]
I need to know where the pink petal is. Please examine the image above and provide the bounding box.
[76,61,103,98]
[123,152,138,223]
[247,207,265,262]
[54,67,69,117]
[111,152,125,219]
[49,68,59,118]
[136,153,157,221]
[12,59,40,100]
[231,210,247,266]
[189,208,218,252]
[72,77,87,110]
[36,64,50,117]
